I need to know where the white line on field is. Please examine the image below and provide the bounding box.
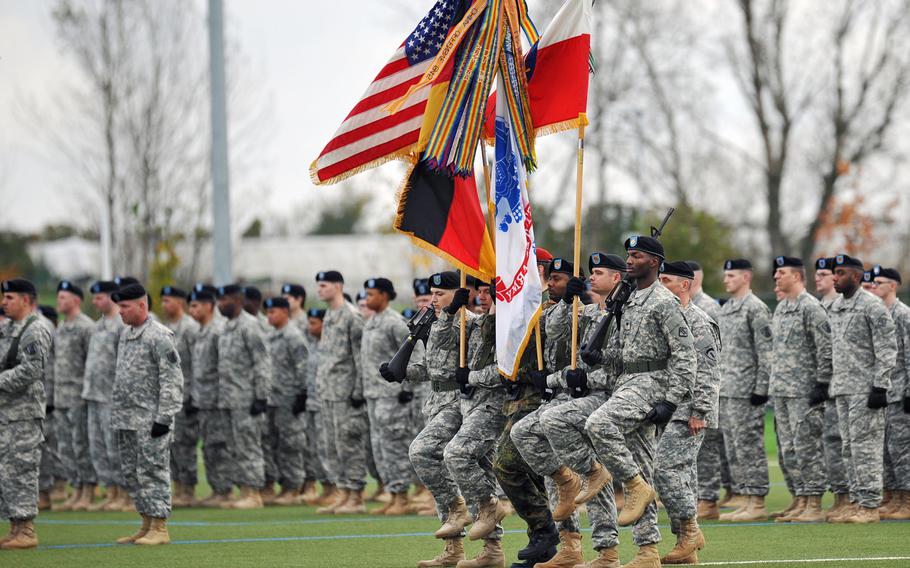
[695,557,910,566]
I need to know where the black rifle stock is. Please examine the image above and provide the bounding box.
[385,306,437,382]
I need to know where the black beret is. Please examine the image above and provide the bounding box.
[834,254,863,270]
[307,308,326,319]
[863,271,873,282]
[114,276,140,287]
[316,270,344,283]
[413,278,431,296]
[57,280,84,299]
[218,284,243,297]
[660,260,695,279]
[264,297,290,309]
[39,305,58,322]
[90,281,119,294]
[343,292,353,304]
[365,277,397,299]
[549,257,577,276]
[243,286,263,301]
[2,278,37,296]
[624,235,665,259]
[189,290,215,303]
[724,259,752,271]
[160,285,188,299]
[429,271,460,290]
[281,283,306,298]
[112,283,147,302]
[814,257,835,271]
[773,256,804,272]
[872,265,902,284]
[194,283,218,296]
[686,260,702,272]
[589,252,627,273]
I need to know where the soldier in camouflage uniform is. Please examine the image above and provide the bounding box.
[216,284,273,509]
[82,281,127,512]
[653,261,721,565]
[409,278,434,507]
[361,278,416,515]
[314,270,369,515]
[0,279,54,550]
[52,280,97,511]
[869,266,910,519]
[716,259,773,522]
[301,308,334,505]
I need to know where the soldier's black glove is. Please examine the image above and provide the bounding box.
[530,369,550,394]
[292,392,308,416]
[379,362,402,383]
[904,396,910,414]
[455,366,470,388]
[645,400,677,425]
[808,382,829,406]
[867,387,888,409]
[249,399,268,416]
[350,395,366,409]
[444,288,470,315]
[150,422,170,438]
[579,348,603,367]
[566,368,588,398]
[45,404,55,415]
[183,399,199,416]
[749,393,769,406]
[562,277,586,305]
[398,390,414,404]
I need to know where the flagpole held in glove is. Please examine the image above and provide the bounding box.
[570,113,587,369]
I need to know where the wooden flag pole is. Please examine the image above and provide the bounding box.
[459,271,467,368]
[480,140,496,247]
[570,114,586,369]
[535,322,544,371]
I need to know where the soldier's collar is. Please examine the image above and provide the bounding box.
[125,317,153,340]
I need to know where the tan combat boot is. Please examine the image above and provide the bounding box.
[468,497,508,540]
[88,486,116,512]
[790,495,825,522]
[696,499,719,520]
[842,505,880,524]
[367,482,387,503]
[0,520,37,550]
[456,538,504,568]
[372,493,394,515]
[435,496,472,539]
[825,493,849,521]
[0,520,17,546]
[620,544,660,568]
[316,483,339,507]
[71,483,96,511]
[550,466,582,521]
[117,515,151,544]
[770,495,801,520]
[103,487,125,511]
[38,491,52,511]
[53,485,80,512]
[51,479,68,502]
[533,530,583,568]
[577,545,620,568]
[660,518,705,564]
[119,492,137,513]
[827,500,857,523]
[300,481,320,505]
[575,462,612,506]
[881,489,893,509]
[617,475,655,527]
[881,491,910,520]
[272,486,301,506]
[775,496,807,522]
[385,492,411,516]
[232,486,265,510]
[198,490,229,507]
[134,517,170,545]
[171,482,189,507]
[417,537,465,568]
[335,489,367,514]
[718,498,748,521]
[727,496,768,522]
[260,483,277,505]
[317,488,349,514]
[718,490,742,508]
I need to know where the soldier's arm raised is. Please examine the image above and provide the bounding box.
[154,334,184,426]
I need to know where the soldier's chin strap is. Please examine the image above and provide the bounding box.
[2,315,37,371]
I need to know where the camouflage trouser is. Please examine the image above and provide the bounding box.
[512,396,582,535]
[321,401,368,491]
[39,412,64,492]
[302,409,329,483]
[773,397,826,496]
[118,428,171,518]
[263,406,308,489]
[0,419,43,520]
[227,409,266,488]
[540,393,620,550]
[836,394,885,508]
[444,397,507,540]
[585,382,661,546]
[719,397,769,496]
[655,420,704,526]
[199,409,233,494]
[884,402,910,491]
[367,397,415,494]
[366,419,380,483]
[87,401,120,487]
[169,408,199,487]
[823,398,849,494]
[493,409,553,534]
[263,407,278,485]
[410,402,462,523]
[773,412,796,496]
[696,427,731,501]
[57,403,96,487]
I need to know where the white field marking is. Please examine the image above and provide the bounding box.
[694,557,910,566]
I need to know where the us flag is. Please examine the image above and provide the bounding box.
[310,0,468,185]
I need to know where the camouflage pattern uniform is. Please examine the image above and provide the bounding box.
[829,289,897,508]
[769,291,832,497]
[819,294,849,496]
[586,280,697,547]
[83,314,125,489]
[32,316,62,494]
[654,304,721,531]
[264,322,309,490]
[191,317,231,494]
[0,313,53,522]
[317,303,367,492]
[111,317,183,519]
[53,313,96,490]
[884,300,910,493]
[362,307,416,495]
[217,311,272,489]
[164,314,200,489]
[717,292,773,496]
[301,328,329,485]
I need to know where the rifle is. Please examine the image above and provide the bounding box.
[384,306,437,382]
[579,208,675,366]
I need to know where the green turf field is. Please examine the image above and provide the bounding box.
[5,413,908,568]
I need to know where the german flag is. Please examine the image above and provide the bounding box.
[394,161,495,281]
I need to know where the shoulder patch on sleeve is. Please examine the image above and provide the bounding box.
[761,325,772,339]
[678,327,689,338]
[24,342,38,356]
[704,347,717,364]
[818,321,832,334]
[167,349,179,364]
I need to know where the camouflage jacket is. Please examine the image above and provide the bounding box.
[53,312,94,408]
[546,302,617,392]
[887,300,910,402]
[463,312,504,412]
[268,323,309,407]
[111,317,183,430]
[304,331,322,411]
[361,308,412,399]
[217,311,272,408]
[692,290,722,322]
[191,318,224,409]
[82,314,125,403]
[820,294,840,312]
[769,291,833,398]
[165,313,199,403]
[677,303,721,427]
[316,303,364,402]
[829,289,897,396]
[0,314,53,423]
[718,292,773,398]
